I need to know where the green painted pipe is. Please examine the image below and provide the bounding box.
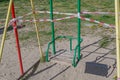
[77,0,81,60]
[50,0,56,54]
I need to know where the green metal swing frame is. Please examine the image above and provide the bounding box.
[46,0,82,67]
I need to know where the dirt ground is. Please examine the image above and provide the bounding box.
[0,25,116,80]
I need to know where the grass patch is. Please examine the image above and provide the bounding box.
[5,34,10,40]
[99,36,111,48]
[19,30,52,46]
[0,0,115,24]
[0,0,115,47]
[19,31,35,41]
[19,34,30,41]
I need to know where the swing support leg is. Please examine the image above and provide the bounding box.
[30,0,45,62]
[11,1,24,75]
[0,0,13,62]
[115,0,120,79]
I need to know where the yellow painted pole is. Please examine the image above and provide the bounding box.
[115,0,120,79]
[30,0,45,62]
[0,0,13,62]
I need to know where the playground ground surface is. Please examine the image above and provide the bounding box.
[0,0,116,80]
[0,24,116,80]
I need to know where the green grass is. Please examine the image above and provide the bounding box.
[19,30,52,46]
[99,38,110,48]
[0,0,115,24]
[0,0,115,46]
[98,35,113,48]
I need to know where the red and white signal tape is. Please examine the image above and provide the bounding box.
[36,11,75,15]
[81,12,115,15]
[0,11,114,28]
[36,11,115,15]
[17,15,76,23]
[0,12,32,25]
[0,10,115,25]
[80,16,115,28]
[9,15,115,28]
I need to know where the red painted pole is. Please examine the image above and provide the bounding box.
[11,2,24,75]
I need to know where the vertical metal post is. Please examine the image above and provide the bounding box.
[70,39,72,51]
[30,0,45,62]
[0,0,13,62]
[11,1,24,75]
[50,0,56,54]
[77,0,81,60]
[115,0,120,79]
